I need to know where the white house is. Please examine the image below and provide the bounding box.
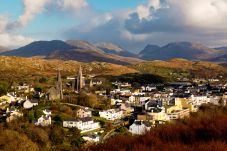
[6,109,23,122]
[23,99,38,109]
[82,133,100,142]
[76,107,92,118]
[43,109,52,116]
[189,95,210,106]
[129,120,151,135]
[99,109,123,121]
[35,115,51,126]
[111,98,122,105]
[63,117,100,133]
[141,86,156,92]
[128,96,135,103]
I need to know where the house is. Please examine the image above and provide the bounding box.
[167,108,190,120]
[43,109,52,116]
[76,107,92,118]
[110,98,122,105]
[166,98,191,120]
[0,99,7,106]
[120,103,134,115]
[189,95,210,106]
[46,87,61,100]
[99,109,123,121]
[141,86,156,92]
[145,100,170,123]
[128,96,135,103]
[35,115,51,126]
[82,133,100,142]
[6,109,23,122]
[63,117,100,133]
[0,93,16,104]
[23,99,38,109]
[129,120,151,135]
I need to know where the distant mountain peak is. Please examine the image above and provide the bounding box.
[96,42,137,58]
[66,40,104,53]
[96,42,123,52]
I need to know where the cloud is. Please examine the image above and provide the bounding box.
[125,0,227,34]
[8,0,51,29]
[0,14,33,48]
[135,0,162,20]
[0,33,33,48]
[0,15,8,33]
[0,0,90,48]
[8,0,90,30]
[168,0,227,32]
[57,0,88,11]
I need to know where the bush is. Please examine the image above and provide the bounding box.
[0,81,9,96]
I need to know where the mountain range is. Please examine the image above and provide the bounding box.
[1,40,227,64]
[139,42,227,61]
[0,40,142,65]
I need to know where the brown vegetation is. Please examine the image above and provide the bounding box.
[134,59,227,80]
[0,56,138,83]
[90,105,227,151]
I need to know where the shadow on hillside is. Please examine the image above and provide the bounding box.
[101,73,166,85]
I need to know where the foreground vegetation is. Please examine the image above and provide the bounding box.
[91,105,227,151]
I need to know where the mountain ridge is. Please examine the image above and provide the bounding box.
[139,42,225,61]
[0,40,143,65]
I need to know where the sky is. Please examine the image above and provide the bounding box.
[1,0,227,52]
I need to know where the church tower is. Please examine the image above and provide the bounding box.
[73,65,84,92]
[56,70,63,99]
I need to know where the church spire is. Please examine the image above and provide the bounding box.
[57,70,63,99]
[76,65,84,92]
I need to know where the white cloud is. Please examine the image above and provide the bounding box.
[168,0,227,32]
[57,0,88,11]
[8,0,51,29]
[121,30,149,42]
[0,16,8,33]
[76,13,113,32]
[0,14,34,48]
[135,0,162,20]
[0,33,33,48]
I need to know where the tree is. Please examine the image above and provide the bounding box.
[68,128,84,147]
[28,109,35,122]
[0,130,39,151]
[34,85,43,92]
[86,94,99,108]
[39,77,48,83]
[35,109,43,119]
[0,81,9,96]
[49,127,64,145]
[53,115,62,126]
[78,91,99,108]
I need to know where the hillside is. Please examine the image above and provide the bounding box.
[214,46,227,52]
[0,40,74,57]
[139,44,160,58]
[0,56,225,83]
[134,58,227,80]
[209,53,227,62]
[0,40,143,65]
[0,56,138,82]
[139,42,224,61]
[96,42,137,58]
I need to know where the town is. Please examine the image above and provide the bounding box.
[0,64,226,147]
